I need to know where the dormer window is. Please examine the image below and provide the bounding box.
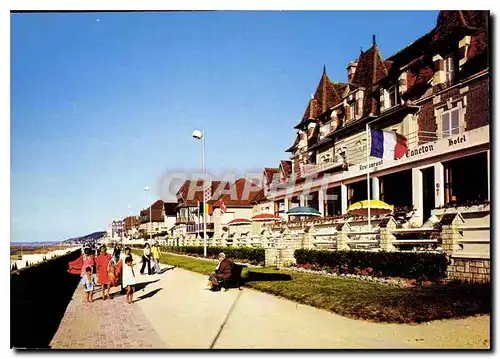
[348,101,357,120]
[320,121,331,139]
[444,56,454,84]
[388,85,398,108]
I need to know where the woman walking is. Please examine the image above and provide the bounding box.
[140,243,152,275]
[96,245,112,300]
[151,242,162,274]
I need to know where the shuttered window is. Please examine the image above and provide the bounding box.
[441,107,460,137]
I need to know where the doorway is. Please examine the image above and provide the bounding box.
[422,167,435,221]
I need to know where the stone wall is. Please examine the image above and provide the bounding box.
[447,256,490,283]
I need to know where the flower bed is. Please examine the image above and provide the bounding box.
[282,263,407,287]
[294,249,449,281]
[281,263,446,288]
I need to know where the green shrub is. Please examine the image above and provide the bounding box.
[160,245,265,265]
[294,249,449,281]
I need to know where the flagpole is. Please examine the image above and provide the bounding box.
[202,131,207,257]
[366,123,371,230]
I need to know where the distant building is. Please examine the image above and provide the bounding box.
[123,216,140,238]
[139,200,168,237]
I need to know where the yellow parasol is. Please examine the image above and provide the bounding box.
[347,199,394,216]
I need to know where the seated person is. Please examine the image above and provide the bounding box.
[206,253,232,291]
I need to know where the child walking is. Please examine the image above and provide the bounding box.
[122,256,136,304]
[82,266,96,303]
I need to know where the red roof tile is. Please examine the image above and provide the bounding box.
[140,200,165,223]
[251,188,267,204]
[176,180,222,207]
[280,160,292,179]
[263,168,279,185]
[295,70,344,129]
[332,82,348,99]
[124,216,140,230]
[351,44,388,88]
[285,133,300,153]
[215,178,262,207]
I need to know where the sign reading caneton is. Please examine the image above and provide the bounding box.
[357,134,469,172]
[405,133,467,159]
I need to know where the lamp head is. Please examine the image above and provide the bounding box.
[192,130,203,139]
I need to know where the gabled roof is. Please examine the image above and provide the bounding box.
[251,188,267,204]
[295,98,319,130]
[332,82,348,99]
[140,200,165,223]
[176,180,222,207]
[263,167,279,186]
[215,178,262,207]
[285,134,300,153]
[433,10,486,42]
[351,38,389,89]
[387,30,434,65]
[294,67,345,129]
[314,67,343,113]
[279,160,292,179]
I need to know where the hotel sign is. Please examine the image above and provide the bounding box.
[405,143,436,159]
[358,135,467,172]
[270,127,486,200]
[405,134,467,160]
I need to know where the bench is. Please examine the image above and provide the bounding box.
[219,262,246,291]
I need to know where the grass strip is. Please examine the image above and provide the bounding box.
[133,249,491,324]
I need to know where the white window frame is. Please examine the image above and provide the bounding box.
[441,107,460,138]
[388,85,398,108]
[444,56,454,83]
[349,101,357,120]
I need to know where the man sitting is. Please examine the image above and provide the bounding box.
[206,253,232,291]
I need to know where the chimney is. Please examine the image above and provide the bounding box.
[346,60,358,83]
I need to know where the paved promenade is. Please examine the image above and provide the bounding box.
[50,254,490,349]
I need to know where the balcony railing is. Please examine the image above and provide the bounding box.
[175,217,190,225]
[186,223,215,233]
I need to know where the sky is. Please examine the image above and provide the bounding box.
[10,10,440,242]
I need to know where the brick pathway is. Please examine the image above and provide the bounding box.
[50,279,165,349]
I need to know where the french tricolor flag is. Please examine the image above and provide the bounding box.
[370,128,408,160]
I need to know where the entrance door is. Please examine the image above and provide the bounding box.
[422,167,435,221]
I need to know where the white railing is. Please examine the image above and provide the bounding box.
[456,224,490,255]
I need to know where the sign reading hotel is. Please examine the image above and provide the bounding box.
[405,134,467,160]
[270,128,484,200]
[357,135,467,172]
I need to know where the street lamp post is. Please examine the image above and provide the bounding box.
[192,129,207,257]
[127,204,132,241]
[144,186,152,243]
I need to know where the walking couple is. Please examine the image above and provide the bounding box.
[140,242,162,275]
